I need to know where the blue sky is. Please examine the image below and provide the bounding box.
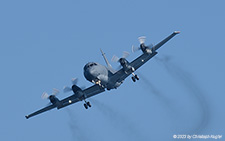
[0,0,225,140]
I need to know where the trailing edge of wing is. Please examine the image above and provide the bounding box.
[25,104,56,119]
[153,31,180,51]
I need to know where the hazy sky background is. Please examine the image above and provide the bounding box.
[0,0,225,140]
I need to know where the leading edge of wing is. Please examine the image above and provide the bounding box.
[84,84,105,98]
[153,31,180,51]
[25,104,56,119]
[58,84,105,109]
[110,31,180,83]
[25,85,105,119]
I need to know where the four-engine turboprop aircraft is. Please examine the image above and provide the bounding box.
[25,31,180,119]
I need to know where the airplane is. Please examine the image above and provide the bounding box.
[25,31,180,119]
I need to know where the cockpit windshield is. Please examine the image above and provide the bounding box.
[89,63,96,67]
[84,62,97,70]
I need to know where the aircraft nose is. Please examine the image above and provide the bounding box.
[84,67,98,82]
[89,67,99,77]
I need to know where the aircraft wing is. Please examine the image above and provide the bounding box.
[153,31,180,51]
[25,104,56,119]
[84,84,105,98]
[112,52,158,82]
[26,85,105,119]
[57,84,105,109]
[111,31,180,82]
[130,31,180,71]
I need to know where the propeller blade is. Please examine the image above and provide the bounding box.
[122,51,130,58]
[64,77,85,93]
[111,55,120,62]
[41,92,49,99]
[63,86,72,93]
[132,45,140,53]
[52,88,59,95]
[71,78,78,85]
[112,51,129,63]
[138,36,146,44]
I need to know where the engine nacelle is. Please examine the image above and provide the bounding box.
[119,58,135,73]
[49,95,59,104]
[119,58,128,67]
[48,95,62,109]
[119,58,130,71]
[140,44,153,54]
[72,84,82,93]
[72,85,84,98]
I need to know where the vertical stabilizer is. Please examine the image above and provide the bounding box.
[100,49,112,68]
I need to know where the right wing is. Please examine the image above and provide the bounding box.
[25,104,56,119]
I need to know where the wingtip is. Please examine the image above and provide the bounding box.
[25,115,29,119]
[174,31,180,34]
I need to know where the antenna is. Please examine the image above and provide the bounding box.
[100,49,112,68]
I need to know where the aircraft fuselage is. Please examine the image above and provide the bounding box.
[83,62,121,90]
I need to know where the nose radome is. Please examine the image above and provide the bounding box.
[83,62,100,83]
[89,68,99,76]
[84,67,96,82]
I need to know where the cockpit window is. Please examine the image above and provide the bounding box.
[90,63,97,67]
[84,63,97,70]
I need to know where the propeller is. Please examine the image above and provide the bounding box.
[63,78,85,93]
[138,36,146,44]
[111,51,130,70]
[111,51,130,63]
[132,45,140,53]
[63,78,78,93]
[132,36,154,53]
[63,86,72,93]
[41,88,59,100]
[71,78,78,85]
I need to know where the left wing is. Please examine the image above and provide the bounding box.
[25,84,105,119]
[131,31,180,71]
[110,52,157,83]
[111,31,180,83]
